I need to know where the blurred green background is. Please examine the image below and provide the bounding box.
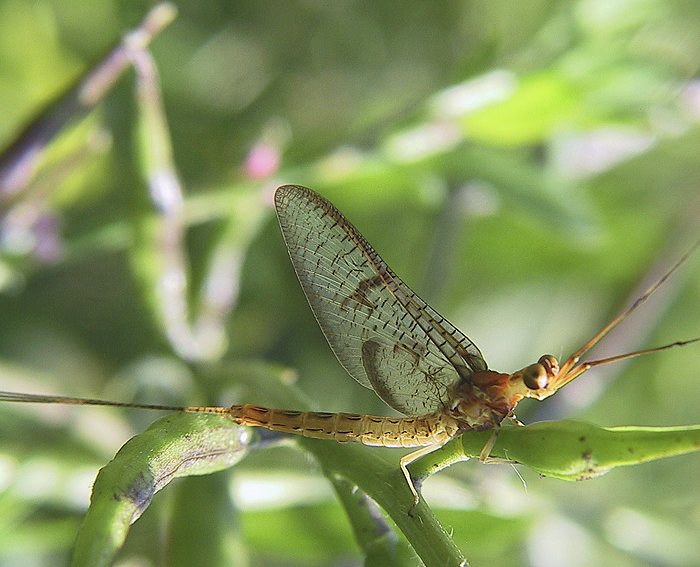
[1,1,700,566]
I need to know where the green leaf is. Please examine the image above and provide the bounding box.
[71,412,249,567]
[330,476,418,567]
[409,420,700,484]
[461,73,579,145]
[300,438,468,567]
[168,474,244,567]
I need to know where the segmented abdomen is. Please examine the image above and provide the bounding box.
[229,404,460,448]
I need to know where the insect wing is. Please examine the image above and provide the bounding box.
[274,185,486,415]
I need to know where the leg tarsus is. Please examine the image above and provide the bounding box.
[479,424,522,465]
[400,444,445,515]
[399,452,421,513]
[479,426,499,462]
[479,426,517,465]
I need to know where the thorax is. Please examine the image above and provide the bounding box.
[448,370,524,431]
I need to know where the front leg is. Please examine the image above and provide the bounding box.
[479,423,518,465]
[478,424,499,462]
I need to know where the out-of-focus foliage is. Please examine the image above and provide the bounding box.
[1,1,700,566]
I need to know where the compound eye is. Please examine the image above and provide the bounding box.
[538,354,559,376]
[522,363,548,390]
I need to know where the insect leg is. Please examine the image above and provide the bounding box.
[479,424,519,465]
[399,444,445,514]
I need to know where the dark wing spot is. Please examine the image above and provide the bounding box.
[341,275,384,311]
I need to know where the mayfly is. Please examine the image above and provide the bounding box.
[1,185,699,505]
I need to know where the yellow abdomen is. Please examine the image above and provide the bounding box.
[229,404,460,448]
